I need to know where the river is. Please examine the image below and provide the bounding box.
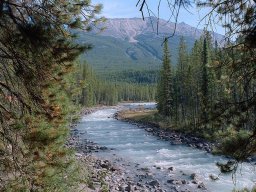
[76,103,256,192]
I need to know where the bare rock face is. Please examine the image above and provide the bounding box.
[92,17,224,43]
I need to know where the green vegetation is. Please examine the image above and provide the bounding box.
[118,109,158,122]
[0,9,158,189]
[0,0,255,190]
[153,29,256,161]
[0,0,104,191]
[118,110,173,130]
[156,39,174,117]
[73,62,156,106]
[121,23,256,164]
[102,69,159,84]
[77,33,195,75]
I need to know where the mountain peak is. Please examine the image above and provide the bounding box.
[92,18,223,43]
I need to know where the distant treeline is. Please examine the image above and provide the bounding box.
[71,63,156,106]
[102,70,159,84]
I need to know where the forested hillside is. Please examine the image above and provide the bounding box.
[75,17,224,99]
[156,31,256,161]
[73,63,156,106]
[76,17,223,75]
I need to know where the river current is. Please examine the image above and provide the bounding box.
[77,103,256,192]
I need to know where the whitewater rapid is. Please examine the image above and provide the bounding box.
[77,103,256,192]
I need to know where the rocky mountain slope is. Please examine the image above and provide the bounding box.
[78,17,223,75]
[93,17,223,43]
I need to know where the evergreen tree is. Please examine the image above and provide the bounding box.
[0,1,103,190]
[200,37,209,125]
[156,39,173,117]
[176,36,189,122]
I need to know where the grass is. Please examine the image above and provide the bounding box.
[118,109,157,121]
[118,109,174,130]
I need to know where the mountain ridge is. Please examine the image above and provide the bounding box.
[78,17,224,76]
[91,17,224,43]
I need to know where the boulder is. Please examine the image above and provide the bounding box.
[148,180,160,187]
[145,128,153,132]
[118,184,128,191]
[190,173,199,180]
[198,182,207,190]
[100,160,111,169]
[209,174,219,181]
[167,179,174,184]
[168,167,174,171]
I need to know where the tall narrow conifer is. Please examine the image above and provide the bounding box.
[156,39,173,117]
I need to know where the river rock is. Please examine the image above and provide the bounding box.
[145,128,153,132]
[139,167,150,172]
[148,180,160,187]
[125,184,134,192]
[209,174,219,181]
[167,179,174,184]
[110,166,118,172]
[198,182,207,190]
[75,153,83,157]
[167,179,183,185]
[168,166,174,171]
[190,173,200,181]
[118,184,128,191]
[99,146,108,150]
[100,160,111,169]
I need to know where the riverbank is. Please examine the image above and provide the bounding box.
[115,109,215,153]
[67,121,180,192]
[66,106,210,192]
[67,105,165,192]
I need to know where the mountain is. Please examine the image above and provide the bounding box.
[91,17,223,43]
[77,17,223,77]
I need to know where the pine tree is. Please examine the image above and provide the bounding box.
[156,39,173,117]
[0,1,103,190]
[176,36,189,123]
[200,37,209,126]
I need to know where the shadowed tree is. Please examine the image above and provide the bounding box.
[156,39,173,117]
[0,0,104,191]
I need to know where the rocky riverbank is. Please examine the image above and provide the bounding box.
[67,126,170,192]
[114,110,215,153]
[65,106,210,192]
[68,125,209,192]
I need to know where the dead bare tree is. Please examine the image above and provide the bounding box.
[136,0,192,41]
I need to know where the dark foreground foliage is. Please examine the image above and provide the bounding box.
[0,0,104,191]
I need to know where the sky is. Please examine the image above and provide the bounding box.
[92,0,225,35]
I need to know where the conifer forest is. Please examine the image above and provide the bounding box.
[0,0,255,191]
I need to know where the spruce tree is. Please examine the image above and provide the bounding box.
[200,37,209,125]
[156,39,173,117]
[176,36,189,122]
